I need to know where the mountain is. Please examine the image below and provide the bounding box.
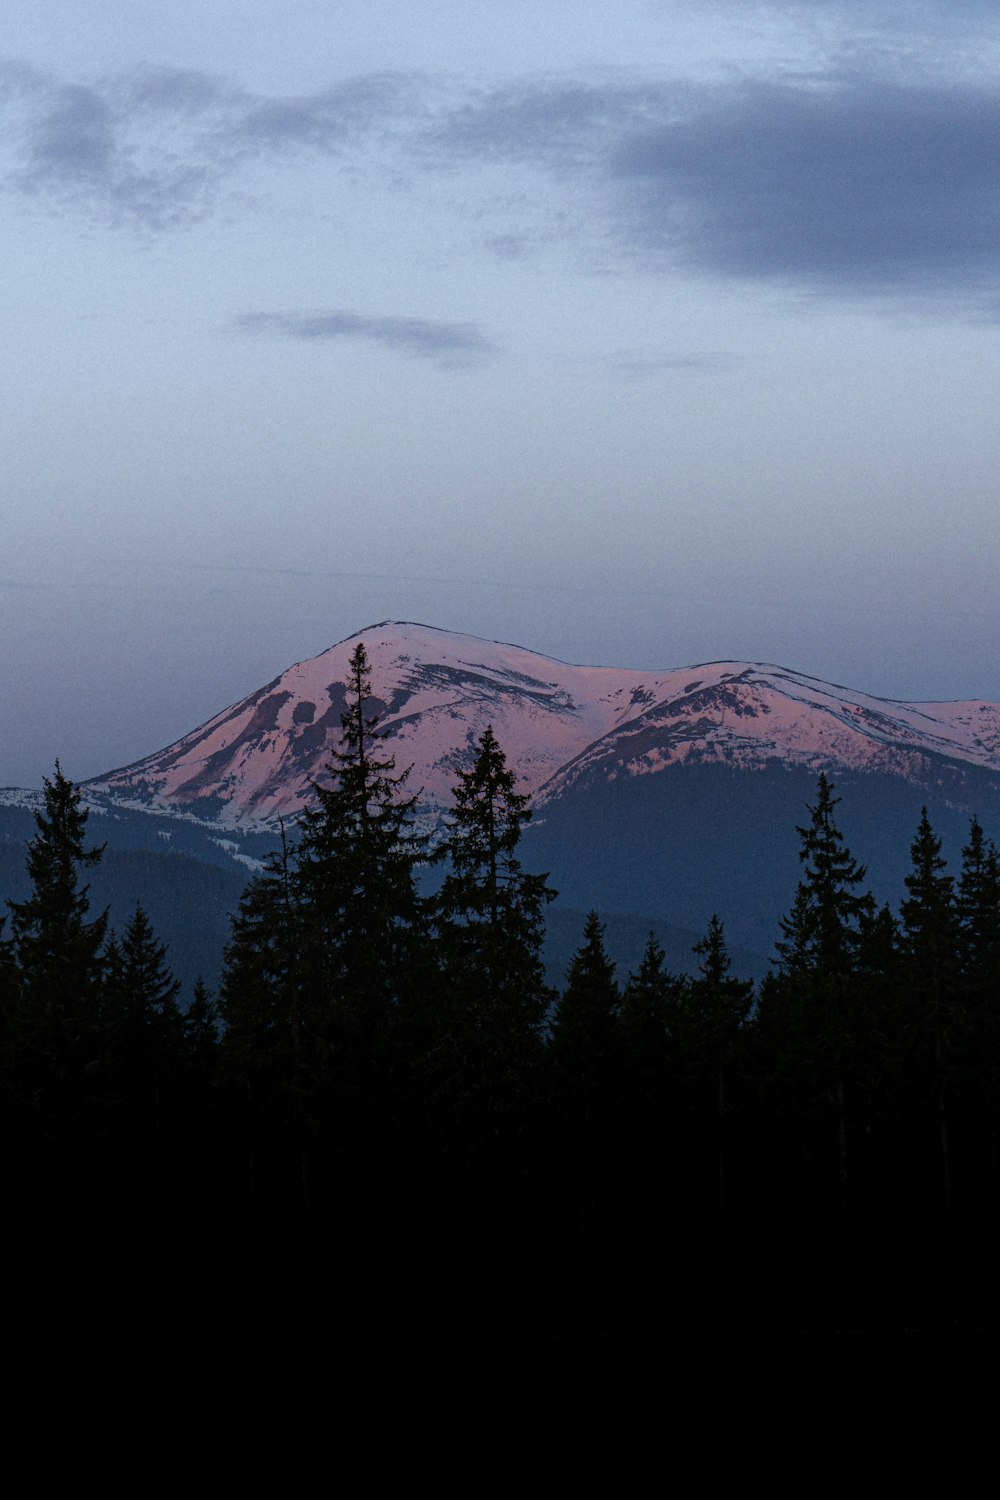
[85,620,1000,830]
[8,620,1000,970]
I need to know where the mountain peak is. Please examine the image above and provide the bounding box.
[85,623,1000,828]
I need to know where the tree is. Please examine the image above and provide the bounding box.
[775,774,870,980]
[767,775,874,1219]
[900,808,959,1212]
[220,642,427,1219]
[294,641,427,1041]
[102,903,183,1137]
[185,977,220,1069]
[219,822,312,1219]
[687,916,753,1223]
[955,817,1000,1201]
[618,932,678,1079]
[549,910,620,1105]
[956,816,1000,988]
[431,725,555,1108]
[6,762,108,1133]
[547,910,621,1236]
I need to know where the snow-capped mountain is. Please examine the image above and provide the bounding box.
[87,620,1000,830]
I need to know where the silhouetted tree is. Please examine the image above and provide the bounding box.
[687,916,753,1222]
[295,641,427,1049]
[618,931,678,1090]
[220,824,308,1217]
[901,808,959,1212]
[185,977,220,1067]
[764,774,874,1219]
[431,725,555,1120]
[549,910,620,1109]
[6,763,108,1138]
[102,903,183,1141]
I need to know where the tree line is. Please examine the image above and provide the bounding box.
[4,640,1000,1325]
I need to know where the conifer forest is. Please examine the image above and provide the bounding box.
[5,642,1000,1346]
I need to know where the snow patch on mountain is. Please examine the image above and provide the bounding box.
[83,622,1000,829]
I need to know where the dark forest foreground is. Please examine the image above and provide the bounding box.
[5,644,1000,1357]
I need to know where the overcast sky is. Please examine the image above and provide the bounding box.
[3,1,1000,786]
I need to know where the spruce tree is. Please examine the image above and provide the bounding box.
[0,915,20,1131]
[549,910,620,1106]
[6,763,108,1134]
[956,816,1000,989]
[617,933,687,1224]
[900,808,960,1212]
[185,977,220,1067]
[687,916,753,1223]
[295,640,426,1041]
[775,774,870,980]
[618,932,678,1079]
[954,818,1000,1203]
[767,774,873,1219]
[432,725,555,1108]
[238,640,427,1213]
[220,825,309,1216]
[103,903,183,1131]
[547,911,621,1236]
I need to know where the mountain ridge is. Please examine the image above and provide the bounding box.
[81,620,1000,831]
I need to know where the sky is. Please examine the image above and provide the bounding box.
[3,1,1000,787]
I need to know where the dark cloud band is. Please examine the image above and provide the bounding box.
[4,55,1000,311]
[611,79,1000,296]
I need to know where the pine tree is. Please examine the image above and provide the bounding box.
[6,762,108,1133]
[0,914,20,1130]
[549,910,620,1105]
[775,774,870,980]
[768,775,873,1219]
[295,641,427,1041]
[219,825,309,1216]
[547,911,621,1237]
[103,903,183,1130]
[220,826,301,1091]
[955,817,1000,1201]
[185,977,220,1067]
[687,916,753,1223]
[618,932,678,1076]
[432,725,555,1107]
[900,808,960,1212]
[616,932,687,1222]
[956,816,1000,988]
[220,642,427,1217]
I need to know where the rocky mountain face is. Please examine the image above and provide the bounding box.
[85,620,1000,833]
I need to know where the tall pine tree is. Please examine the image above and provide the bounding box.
[764,774,874,1220]
[295,640,427,1042]
[6,762,108,1137]
[900,808,959,1213]
[431,725,555,1109]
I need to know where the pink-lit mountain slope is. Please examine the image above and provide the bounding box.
[87,621,1000,829]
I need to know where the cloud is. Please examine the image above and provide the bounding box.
[600,350,733,379]
[423,68,1000,307]
[4,54,1000,315]
[236,309,497,365]
[609,78,1000,300]
[0,62,415,231]
[431,79,657,168]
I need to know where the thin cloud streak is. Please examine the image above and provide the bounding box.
[235,309,497,365]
